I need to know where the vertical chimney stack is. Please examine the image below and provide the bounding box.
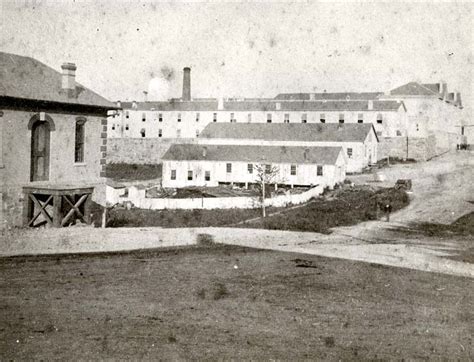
[182,67,191,101]
[368,100,374,110]
[143,91,148,102]
[61,62,77,91]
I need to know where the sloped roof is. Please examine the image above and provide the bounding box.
[421,83,441,94]
[121,99,402,112]
[274,92,383,101]
[200,123,378,143]
[0,51,116,109]
[390,82,439,96]
[120,100,219,111]
[162,144,343,165]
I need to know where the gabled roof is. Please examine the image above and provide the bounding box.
[0,51,116,109]
[121,99,403,112]
[200,123,378,143]
[390,82,439,96]
[274,92,383,101]
[162,144,343,165]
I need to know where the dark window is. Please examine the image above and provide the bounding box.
[267,113,272,123]
[265,164,271,174]
[284,113,290,123]
[125,124,129,131]
[347,148,353,158]
[339,113,344,123]
[320,113,325,123]
[358,113,363,123]
[125,111,129,119]
[177,113,181,122]
[290,165,297,175]
[213,113,217,122]
[159,113,163,122]
[142,112,146,122]
[196,113,200,122]
[230,113,236,123]
[171,170,176,180]
[74,120,85,163]
[396,130,402,136]
[158,129,162,138]
[301,113,307,123]
[187,170,193,181]
[461,126,465,136]
[377,113,383,124]
[247,163,253,174]
[195,129,199,137]
[317,165,323,176]
[247,113,252,123]
[111,124,115,130]
[226,163,232,173]
[205,171,210,181]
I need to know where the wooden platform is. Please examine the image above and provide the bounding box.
[22,185,94,227]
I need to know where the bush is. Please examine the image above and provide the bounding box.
[196,233,216,246]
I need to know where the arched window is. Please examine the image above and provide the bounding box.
[75,118,86,163]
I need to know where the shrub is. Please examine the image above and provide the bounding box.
[196,233,216,246]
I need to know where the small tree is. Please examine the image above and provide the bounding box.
[253,163,281,218]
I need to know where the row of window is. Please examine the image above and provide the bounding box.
[125,111,385,124]
[170,164,324,180]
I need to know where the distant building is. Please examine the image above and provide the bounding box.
[379,81,465,159]
[198,123,378,173]
[0,52,116,228]
[162,144,346,189]
[108,67,465,162]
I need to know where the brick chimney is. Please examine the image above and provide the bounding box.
[61,62,77,94]
[368,100,374,110]
[455,92,463,108]
[439,82,447,100]
[182,67,191,101]
[202,146,207,157]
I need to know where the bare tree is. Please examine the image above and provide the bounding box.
[253,163,281,218]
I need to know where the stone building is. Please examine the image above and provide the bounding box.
[108,67,465,163]
[0,52,116,228]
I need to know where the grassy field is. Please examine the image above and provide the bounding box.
[0,245,472,360]
[243,186,409,233]
[101,186,408,232]
[106,163,162,181]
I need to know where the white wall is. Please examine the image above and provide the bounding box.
[107,184,325,210]
[162,158,344,189]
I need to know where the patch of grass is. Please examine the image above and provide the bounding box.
[245,186,409,234]
[1,246,472,360]
[104,207,279,228]
[212,282,229,300]
[409,212,474,237]
[105,163,162,181]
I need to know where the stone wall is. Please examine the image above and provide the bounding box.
[107,138,198,164]
[378,135,439,161]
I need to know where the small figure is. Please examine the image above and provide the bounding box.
[384,203,392,222]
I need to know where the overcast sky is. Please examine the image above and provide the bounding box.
[1,0,472,118]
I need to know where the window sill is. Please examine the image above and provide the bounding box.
[74,163,87,167]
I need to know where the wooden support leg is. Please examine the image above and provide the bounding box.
[53,195,62,228]
[83,194,92,225]
[22,192,33,227]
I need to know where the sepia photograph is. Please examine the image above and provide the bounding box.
[0,0,473,359]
